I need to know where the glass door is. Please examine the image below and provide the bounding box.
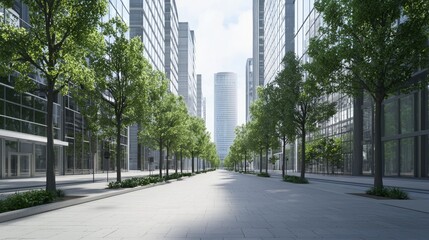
[7,153,31,177]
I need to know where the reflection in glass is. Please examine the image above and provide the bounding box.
[400,95,414,134]
[35,144,46,175]
[384,100,398,137]
[384,140,398,176]
[400,138,414,176]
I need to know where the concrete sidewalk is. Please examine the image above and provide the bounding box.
[266,170,429,192]
[1,170,429,239]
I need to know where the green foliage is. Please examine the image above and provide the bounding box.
[366,187,409,200]
[284,175,309,184]
[257,172,270,178]
[0,0,108,192]
[274,52,337,179]
[309,0,429,188]
[306,137,343,173]
[108,175,163,189]
[0,189,64,213]
[86,17,158,182]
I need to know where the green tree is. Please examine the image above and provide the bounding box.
[234,124,252,173]
[0,0,107,192]
[140,88,189,178]
[306,137,343,174]
[269,76,297,178]
[250,87,279,174]
[89,18,155,182]
[187,117,206,173]
[279,52,336,180]
[308,0,429,188]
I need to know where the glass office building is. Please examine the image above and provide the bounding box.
[165,0,179,95]
[0,0,130,178]
[290,0,429,178]
[264,0,294,85]
[178,22,197,116]
[214,72,238,165]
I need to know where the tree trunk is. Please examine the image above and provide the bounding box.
[46,86,56,192]
[159,141,163,178]
[300,127,306,180]
[259,149,263,173]
[282,136,286,178]
[197,157,199,172]
[166,146,169,177]
[116,118,122,182]
[180,150,183,173]
[374,97,384,188]
[175,153,178,173]
[244,151,247,173]
[191,152,195,173]
[265,147,269,174]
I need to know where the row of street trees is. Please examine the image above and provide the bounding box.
[0,0,219,192]
[227,0,429,190]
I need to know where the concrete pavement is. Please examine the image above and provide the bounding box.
[1,170,429,239]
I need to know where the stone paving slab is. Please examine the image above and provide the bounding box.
[1,170,429,239]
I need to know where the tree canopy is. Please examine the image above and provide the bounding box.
[308,0,429,188]
[0,0,107,191]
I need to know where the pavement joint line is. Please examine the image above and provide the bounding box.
[381,203,429,215]
[0,176,189,224]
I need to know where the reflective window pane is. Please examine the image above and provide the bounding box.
[384,140,398,176]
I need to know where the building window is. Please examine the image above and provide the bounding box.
[400,95,414,134]
[384,140,398,176]
[400,137,414,176]
[383,100,398,137]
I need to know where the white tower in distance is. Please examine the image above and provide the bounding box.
[214,72,238,166]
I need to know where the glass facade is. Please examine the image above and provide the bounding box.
[285,0,429,177]
[264,0,294,85]
[214,72,238,164]
[245,58,253,123]
[165,0,179,95]
[0,0,129,178]
[178,22,197,116]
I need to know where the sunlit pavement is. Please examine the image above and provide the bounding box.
[1,170,429,240]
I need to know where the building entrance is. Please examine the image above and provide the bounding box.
[7,153,31,177]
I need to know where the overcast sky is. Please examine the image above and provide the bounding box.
[176,0,252,140]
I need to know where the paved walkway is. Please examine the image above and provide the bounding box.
[1,170,429,239]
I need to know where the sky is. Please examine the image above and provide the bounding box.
[176,0,252,140]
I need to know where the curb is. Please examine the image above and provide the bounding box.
[0,180,172,223]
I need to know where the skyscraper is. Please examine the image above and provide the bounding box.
[165,0,179,95]
[264,0,294,85]
[214,72,237,165]
[197,74,203,119]
[129,0,166,170]
[0,0,130,178]
[178,22,197,116]
[245,58,253,123]
[253,0,264,98]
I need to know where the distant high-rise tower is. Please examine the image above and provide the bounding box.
[202,97,207,124]
[178,22,197,116]
[197,74,203,119]
[264,0,294,85]
[130,0,165,71]
[165,0,179,95]
[245,58,253,122]
[129,0,165,170]
[214,72,237,165]
[253,0,264,97]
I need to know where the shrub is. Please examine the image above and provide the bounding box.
[165,173,182,180]
[284,175,309,184]
[0,189,63,213]
[182,172,192,177]
[366,187,409,199]
[257,172,270,177]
